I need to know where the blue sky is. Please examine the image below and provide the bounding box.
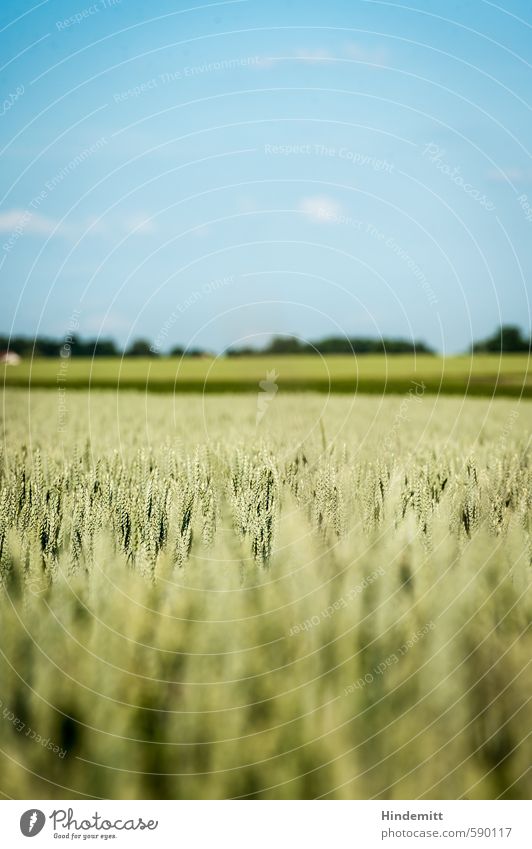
[1,0,531,353]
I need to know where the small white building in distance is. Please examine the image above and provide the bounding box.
[0,351,21,365]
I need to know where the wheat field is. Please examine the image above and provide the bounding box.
[0,389,531,799]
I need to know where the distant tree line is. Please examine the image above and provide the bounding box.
[470,324,530,353]
[0,335,121,358]
[1,325,529,358]
[0,335,206,358]
[226,336,434,355]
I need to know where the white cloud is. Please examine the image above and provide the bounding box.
[299,195,344,222]
[123,213,156,235]
[253,56,278,69]
[253,43,389,70]
[84,214,108,235]
[294,48,332,63]
[0,209,159,244]
[344,42,389,65]
[191,224,211,238]
[0,208,59,235]
[486,167,531,183]
[236,195,259,213]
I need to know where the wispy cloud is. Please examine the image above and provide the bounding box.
[191,224,211,238]
[123,213,156,235]
[344,41,389,65]
[0,208,159,243]
[254,42,389,70]
[294,47,333,64]
[253,56,278,69]
[486,167,531,183]
[79,212,158,238]
[83,214,108,236]
[299,195,344,222]
[295,44,388,65]
[0,208,59,235]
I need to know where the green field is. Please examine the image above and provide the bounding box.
[2,353,531,396]
[1,389,531,799]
